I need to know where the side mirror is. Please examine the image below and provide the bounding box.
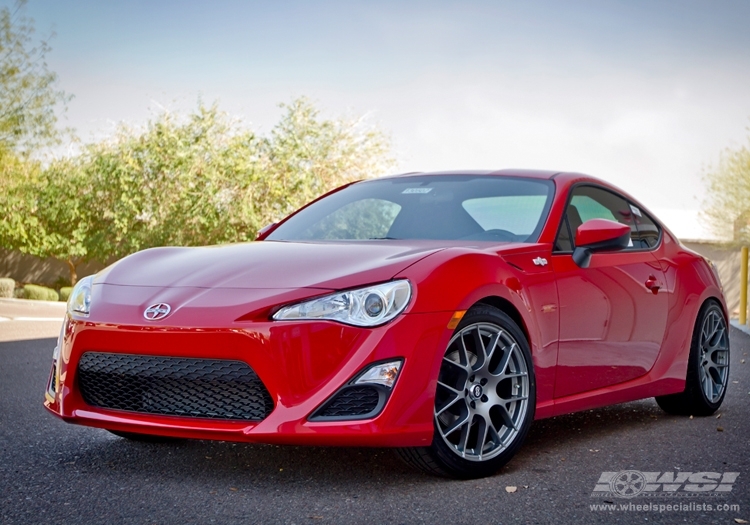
[256,222,277,240]
[572,219,630,268]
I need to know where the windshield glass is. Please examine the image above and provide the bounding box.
[267,175,555,242]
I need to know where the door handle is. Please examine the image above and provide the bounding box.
[645,275,661,294]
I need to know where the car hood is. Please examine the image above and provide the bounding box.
[96,240,450,290]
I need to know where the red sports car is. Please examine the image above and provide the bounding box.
[45,170,729,479]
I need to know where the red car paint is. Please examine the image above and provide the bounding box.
[44,169,727,445]
[575,218,630,246]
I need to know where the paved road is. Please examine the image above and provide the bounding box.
[0,298,65,343]
[1,304,748,525]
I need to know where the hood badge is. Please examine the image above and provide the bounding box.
[144,303,171,321]
[532,257,548,267]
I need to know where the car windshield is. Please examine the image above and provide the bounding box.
[267,175,555,242]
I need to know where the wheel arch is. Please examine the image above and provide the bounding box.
[473,295,531,345]
[699,295,729,323]
[690,295,730,354]
[688,292,729,350]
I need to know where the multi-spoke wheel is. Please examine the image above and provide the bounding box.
[656,300,730,416]
[435,321,530,462]
[397,305,535,478]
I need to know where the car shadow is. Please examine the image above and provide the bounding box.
[60,399,679,488]
[507,398,680,471]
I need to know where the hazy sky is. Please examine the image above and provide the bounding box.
[20,0,750,236]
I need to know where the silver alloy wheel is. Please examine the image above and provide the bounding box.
[434,322,530,462]
[699,309,730,403]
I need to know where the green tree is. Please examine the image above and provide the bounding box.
[22,159,89,283]
[72,97,393,257]
[0,151,90,283]
[0,147,40,248]
[702,132,750,243]
[256,97,393,224]
[0,0,70,154]
[1,98,392,284]
[75,103,261,262]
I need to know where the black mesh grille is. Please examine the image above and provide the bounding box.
[77,352,273,421]
[316,386,381,418]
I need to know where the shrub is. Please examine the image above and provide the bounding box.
[23,284,59,301]
[0,278,14,298]
[59,286,73,302]
[54,276,72,289]
[14,287,25,298]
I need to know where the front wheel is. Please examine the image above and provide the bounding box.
[655,300,730,416]
[397,305,536,479]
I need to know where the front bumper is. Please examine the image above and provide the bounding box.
[44,293,452,447]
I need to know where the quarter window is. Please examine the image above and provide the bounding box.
[629,205,661,248]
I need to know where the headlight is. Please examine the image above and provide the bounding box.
[67,275,93,317]
[52,321,64,360]
[272,280,411,327]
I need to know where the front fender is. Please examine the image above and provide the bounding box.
[396,247,559,413]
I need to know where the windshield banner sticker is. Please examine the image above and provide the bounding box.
[402,188,433,194]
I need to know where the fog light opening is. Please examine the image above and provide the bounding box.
[355,360,402,389]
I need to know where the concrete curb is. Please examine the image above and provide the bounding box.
[0,297,66,307]
[729,319,750,336]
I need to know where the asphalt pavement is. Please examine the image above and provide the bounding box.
[1,300,748,525]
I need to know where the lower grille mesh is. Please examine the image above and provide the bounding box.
[316,386,381,418]
[77,352,273,421]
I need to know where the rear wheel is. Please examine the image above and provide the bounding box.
[108,430,185,443]
[655,301,730,416]
[397,305,535,479]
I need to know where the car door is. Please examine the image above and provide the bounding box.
[551,185,667,398]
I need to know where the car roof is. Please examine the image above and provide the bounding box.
[385,169,561,180]
[383,169,623,183]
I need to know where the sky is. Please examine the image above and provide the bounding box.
[18,0,750,239]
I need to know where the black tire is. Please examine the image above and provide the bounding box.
[655,300,730,416]
[108,430,185,443]
[396,305,536,479]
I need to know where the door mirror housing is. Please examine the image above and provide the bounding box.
[572,219,630,268]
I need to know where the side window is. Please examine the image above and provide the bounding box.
[554,186,638,251]
[629,205,661,248]
[571,195,619,223]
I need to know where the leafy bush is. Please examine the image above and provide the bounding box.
[23,284,59,301]
[54,276,72,289]
[702,133,750,242]
[0,98,393,285]
[0,277,14,298]
[59,286,73,302]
